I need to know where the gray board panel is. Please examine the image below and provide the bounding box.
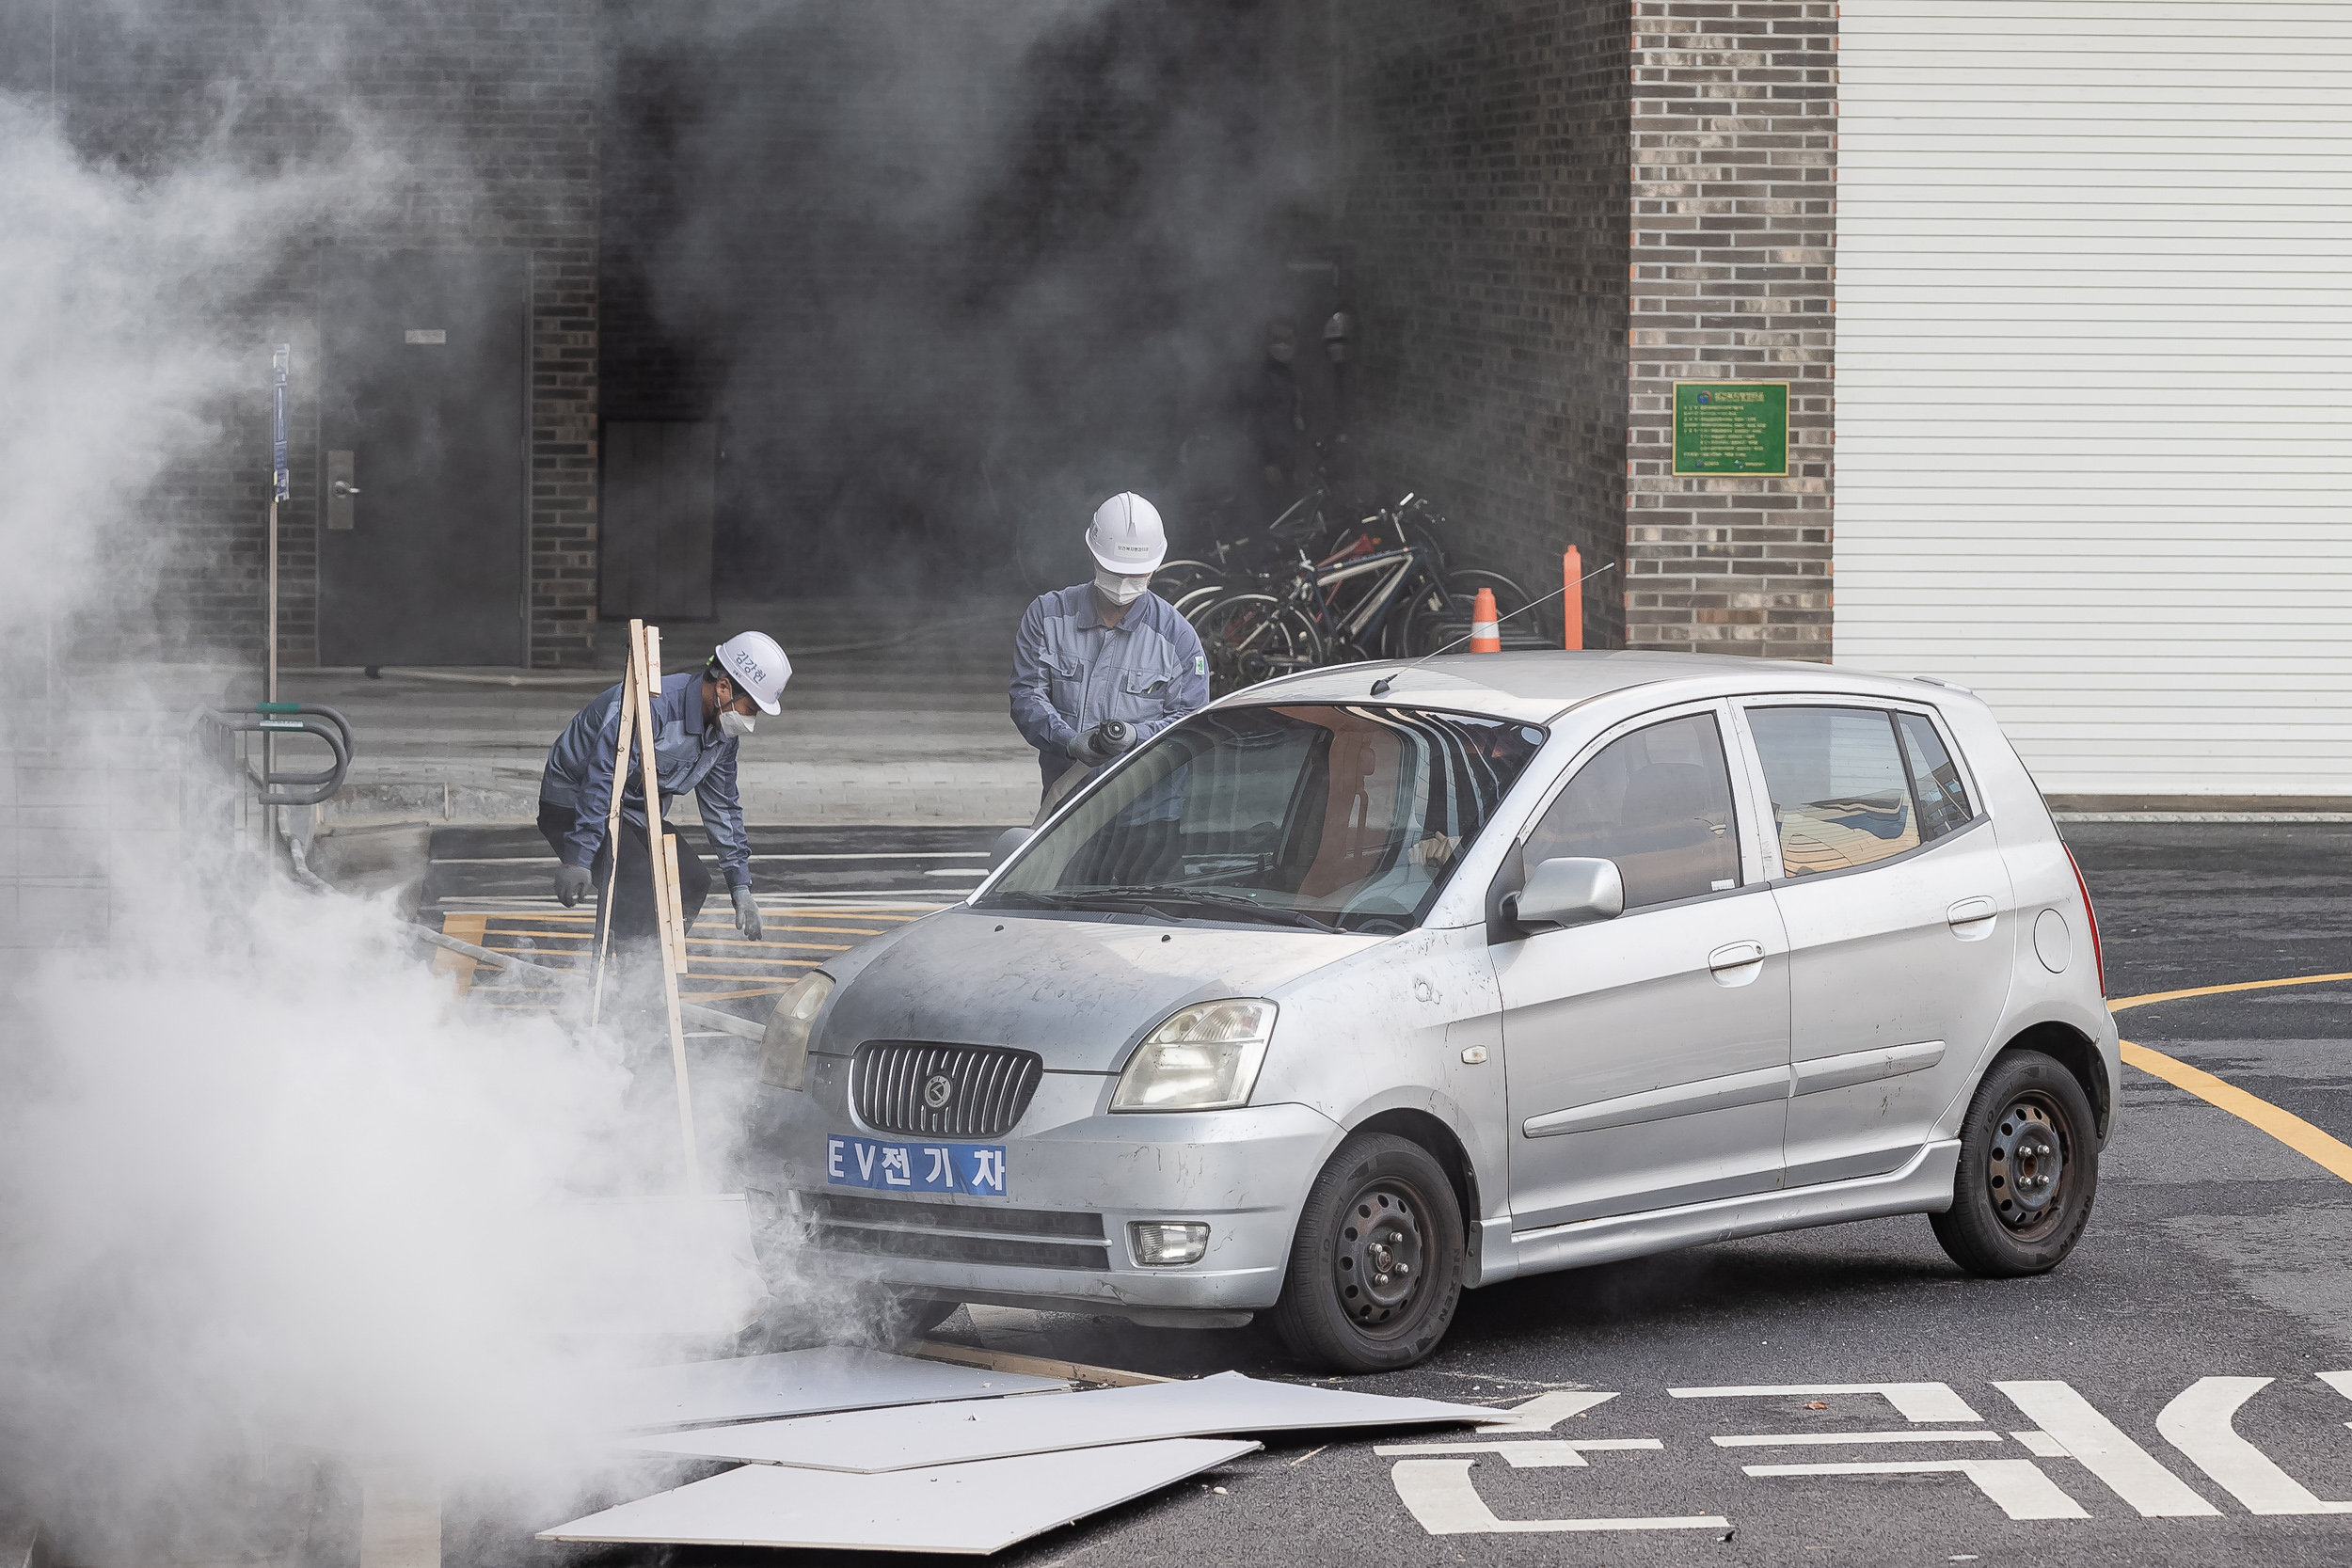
[626,1370,1504,1471]
[598,1347,1067,1433]
[538,1438,1261,1553]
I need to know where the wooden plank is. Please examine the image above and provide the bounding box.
[634,622,701,1192]
[909,1340,1172,1390]
[431,913,489,991]
[588,632,641,1026]
[662,832,691,975]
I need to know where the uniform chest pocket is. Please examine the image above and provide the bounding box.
[1103,667,1176,724]
[653,721,700,783]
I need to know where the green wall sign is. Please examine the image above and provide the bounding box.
[1673,381,1788,476]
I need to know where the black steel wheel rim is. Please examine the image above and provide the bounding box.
[1332,1179,1430,1340]
[1988,1090,2072,1237]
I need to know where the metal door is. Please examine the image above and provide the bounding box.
[318,248,527,666]
[600,420,716,620]
[1734,699,2018,1188]
[1496,704,1793,1232]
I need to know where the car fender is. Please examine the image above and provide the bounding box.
[1931,992,2121,1144]
[1257,922,1508,1218]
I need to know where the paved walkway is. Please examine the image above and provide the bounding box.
[273,595,1042,829]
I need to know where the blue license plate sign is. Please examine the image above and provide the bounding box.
[827,1135,1009,1199]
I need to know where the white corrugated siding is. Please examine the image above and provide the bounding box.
[1835,1,2352,797]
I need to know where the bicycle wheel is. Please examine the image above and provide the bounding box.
[1152,560,1225,607]
[1172,582,1231,625]
[1193,594,1326,696]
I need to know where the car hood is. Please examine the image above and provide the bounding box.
[816,906,1385,1074]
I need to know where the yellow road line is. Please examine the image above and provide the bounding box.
[2108,971,2352,1013]
[2119,1039,2352,1184]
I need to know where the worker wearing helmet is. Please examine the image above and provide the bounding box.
[537,630,791,946]
[1009,493,1210,801]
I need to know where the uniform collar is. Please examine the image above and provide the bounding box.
[1073,585,1146,631]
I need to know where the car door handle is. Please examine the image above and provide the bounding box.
[1947,895,1997,929]
[1708,941,1767,973]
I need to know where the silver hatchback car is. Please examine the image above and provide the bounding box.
[745,652,2116,1371]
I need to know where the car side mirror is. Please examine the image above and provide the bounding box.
[988,826,1032,870]
[1503,856,1624,932]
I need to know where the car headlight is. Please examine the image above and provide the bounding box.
[1110,999,1277,1113]
[759,971,834,1091]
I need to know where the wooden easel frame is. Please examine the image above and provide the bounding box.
[587,618,702,1192]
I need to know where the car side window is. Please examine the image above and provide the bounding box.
[1523,712,1740,910]
[1747,705,1920,876]
[1897,711,1974,841]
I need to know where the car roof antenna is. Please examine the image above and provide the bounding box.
[1370,561,1617,697]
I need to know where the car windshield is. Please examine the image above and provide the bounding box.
[980,705,1547,932]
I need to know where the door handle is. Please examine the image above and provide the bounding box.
[327,450,358,531]
[1708,941,1766,973]
[1947,895,1997,928]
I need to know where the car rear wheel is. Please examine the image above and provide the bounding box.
[1931,1050,2099,1277]
[1272,1132,1464,1372]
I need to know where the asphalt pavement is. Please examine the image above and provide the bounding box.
[469,819,2352,1568]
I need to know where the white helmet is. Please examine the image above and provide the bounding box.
[1085,492,1167,576]
[714,630,791,715]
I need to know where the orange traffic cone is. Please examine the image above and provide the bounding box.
[1469,586,1501,653]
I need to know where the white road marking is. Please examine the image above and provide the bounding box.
[2157,1377,2352,1515]
[1375,1440,1661,1469]
[2320,1370,2352,1403]
[430,852,994,864]
[1477,1391,1621,1433]
[1995,1380,2220,1518]
[1671,1384,1982,1423]
[1390,1459,1728,1536]
[1740,1460,2089,1521]
[1710,1430,2004,1448]
[2011,1431,2069,1458]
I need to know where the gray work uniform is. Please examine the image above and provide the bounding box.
[538,670,752,889]
[1009,585,1211,791]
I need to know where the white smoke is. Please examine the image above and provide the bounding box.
[0,78,741,1564]
[0,0,1311,1555]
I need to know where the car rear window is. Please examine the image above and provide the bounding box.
[1897,711,1974,840]
[982,705,1546,932]
[1748,705,1922,875]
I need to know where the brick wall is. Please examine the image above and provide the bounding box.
[1624,0,1835,658]
[1319,0,1632,646]
[56,0,601,669]
[1310,0,1836,659]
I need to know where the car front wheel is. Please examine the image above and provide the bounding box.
[1272,1132,1464,1372]
[1931,1049,2099,1276]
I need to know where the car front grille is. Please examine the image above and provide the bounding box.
[798,1191,1110,1271]
[850,1040,1044,1138]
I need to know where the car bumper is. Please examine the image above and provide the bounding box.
[743,1064,1343,1321]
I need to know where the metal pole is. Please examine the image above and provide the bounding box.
[268,346,289,857]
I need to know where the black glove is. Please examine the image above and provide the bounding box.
[553,863,592,907]
[1067,721,1137,767]
[731,884,762,943]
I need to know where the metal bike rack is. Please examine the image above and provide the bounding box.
[190,702,355,807]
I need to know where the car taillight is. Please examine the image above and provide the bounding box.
[2063,844,2106,997]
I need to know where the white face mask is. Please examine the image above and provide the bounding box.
[1094,568,1150,606]
[719,708,755,737]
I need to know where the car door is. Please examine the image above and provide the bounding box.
[1733,699,2017,1187]
[1496,703,1792,1232]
